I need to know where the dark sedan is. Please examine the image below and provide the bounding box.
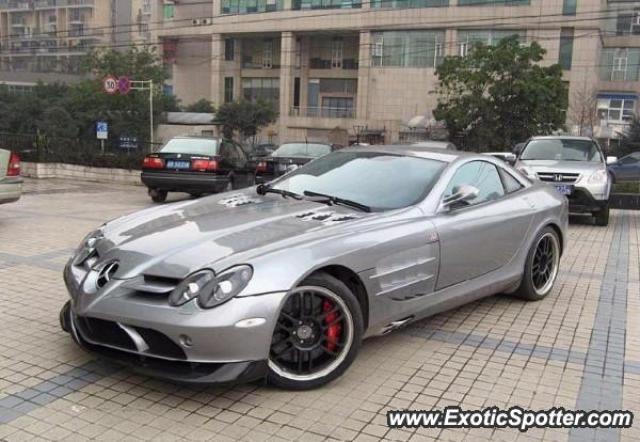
[255,142,335,184]
[609,152,640,183]
[141,137,256,203]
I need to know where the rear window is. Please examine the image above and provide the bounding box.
[160,138,219,155]
[272,143,332,158]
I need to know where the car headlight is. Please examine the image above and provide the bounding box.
[198,265,253,309]
[518,166,538,180]
[73,229,104,265]
[168,269,217,306]
[587,169,608,184]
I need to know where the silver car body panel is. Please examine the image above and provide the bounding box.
[63,146,568,371]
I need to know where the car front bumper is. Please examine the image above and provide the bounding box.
[141,171,228,193]
[0,176,23,204]
[568,186,609,213]
[61,262,287,384]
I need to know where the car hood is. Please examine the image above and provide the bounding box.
[517,159,604,174]
[95,191,384,279]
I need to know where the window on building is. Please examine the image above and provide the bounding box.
[457,29,522,56]
[224,77,234,103]
[597,97,636,124]
[225,38,235,61]
[559,28,574,70]
[242,78,279,107]
[222,0,284,14]
[331,38,343,69]
[292,0,361,10]
[600,48,640,82]
[458,0,529,5]
[371,0,447,9]
[371,31,446,68]
[562,0,576,16]
[262,39,274,69]
[616,9,640,36]
[321,97,355,118]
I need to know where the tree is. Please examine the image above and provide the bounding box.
[215,100,278,141]
[619,117,640,156]
[185,99,214,113]
[569,84,598,137]
[433,37,568,151]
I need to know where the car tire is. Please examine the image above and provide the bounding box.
[594,204,610,227]
[267,273,364,390]
[149,189,167,203]
[189,193,203,199]
[513,227,561,302]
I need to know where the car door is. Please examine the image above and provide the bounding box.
[614,153,640,181]
[432,160,534,290]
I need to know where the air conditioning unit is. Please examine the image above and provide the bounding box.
[192,18,201,26]
[202,18,212,25]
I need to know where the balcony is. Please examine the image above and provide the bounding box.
[309,58,358,70]
[290,106,355,119]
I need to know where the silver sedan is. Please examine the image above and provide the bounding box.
[60,145,568,389]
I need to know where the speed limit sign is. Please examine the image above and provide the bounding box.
[103,75,118,94]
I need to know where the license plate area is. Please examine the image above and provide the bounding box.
[166,160,190,169]
[554,184,573,196]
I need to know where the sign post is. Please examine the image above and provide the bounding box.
[130,80,154,151]
[96,121,108,154]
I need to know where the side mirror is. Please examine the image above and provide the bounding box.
[504,153,517,166]
[606,156,618,165]
[440,185,479,212]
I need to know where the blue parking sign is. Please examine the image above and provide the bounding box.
[96,121,108,140]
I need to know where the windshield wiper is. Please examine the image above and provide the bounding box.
[256,184,303,200]
[303,190,371,213]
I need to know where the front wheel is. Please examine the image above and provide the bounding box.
[513,227,561,301]
[594,204,610,227]
[267,273,363,390]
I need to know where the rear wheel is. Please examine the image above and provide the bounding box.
[149,189,167,203]
[267,273,363,390]
[594,204,610,227]
[513,227,560,301]
[189,192,203,199]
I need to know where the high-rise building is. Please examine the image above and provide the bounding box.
[0,0,159,87]
[156,0,640,147]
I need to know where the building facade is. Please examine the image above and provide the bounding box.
[0,0,159,86]
[156,0,640,147]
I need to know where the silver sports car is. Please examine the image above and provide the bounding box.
[60,145,568,389]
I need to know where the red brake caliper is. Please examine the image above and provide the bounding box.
[323,300,341,352]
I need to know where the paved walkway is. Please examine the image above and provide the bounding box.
[0,179,637,441]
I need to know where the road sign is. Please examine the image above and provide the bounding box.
[103,75,118,94]
[96,121,108,140]
[118,76,131,95]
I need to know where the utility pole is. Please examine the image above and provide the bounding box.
[131,80,154,151]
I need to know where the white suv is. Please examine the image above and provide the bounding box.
[515,136,615,226]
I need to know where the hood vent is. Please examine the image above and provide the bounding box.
[296,210,361,224]
[218,194,259,208]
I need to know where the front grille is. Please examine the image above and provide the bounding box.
[75,316,186,360]
[537,172,580,184]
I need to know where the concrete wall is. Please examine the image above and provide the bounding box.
[21,163,142,186]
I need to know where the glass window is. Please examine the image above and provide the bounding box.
[458,0,529,5]
[224,38,235,61]
[559,28,574,70]
[222,0,284,14]
[371,0,447,9]
[163,4,175,19]
[272,151,447,211]
[600,48,640,82]
[444,161,505,206]
[457,29,522,56]
[160,138,219,155]
[597,97,636,124]
[292,0,361,10]
[272,143,332,158]
[500,170,524,193]
[224,77,234,103]
[562,0,576,16]
[520,139,602,162]
[241,78,279,107]
[371,31,446,68]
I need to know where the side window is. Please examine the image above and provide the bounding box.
[500,169,524,194]
[444,161,505,206]
[620,155,639,165]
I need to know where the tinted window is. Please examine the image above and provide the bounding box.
[272,151,446,211]
[501,170,524,193]
[620,154,639,164]
[272,143,332,158]
[444,161,505,206]
[521,139,602,162]
[161,138,218,155]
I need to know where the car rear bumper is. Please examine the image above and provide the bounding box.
[0,176,23,204]
[141,171,228,193]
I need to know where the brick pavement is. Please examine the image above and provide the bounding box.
[0,178,637,441]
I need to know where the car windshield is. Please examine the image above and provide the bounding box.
[520,139,602,162]
[271,151,446,211]
[160,138,219,155]
[272,143,332,158]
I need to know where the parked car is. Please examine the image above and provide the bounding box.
[484,152,517,165]
[0,149,22,205]
[608,152,640,183]
[141,136,256,203]
[412,141,457,150]
[255,142,335,184]
[61,145,567,389]
[515,136,615,226]
[251,143,277,158]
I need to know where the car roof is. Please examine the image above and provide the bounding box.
[528,135,593,141]
[342,144,476,163]
[412,141,456,149]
